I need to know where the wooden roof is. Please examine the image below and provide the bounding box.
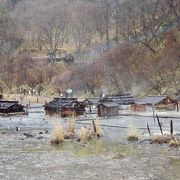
[140,96,168,105]
[97,102,119,108]
[83,98,100,105]
[45,97,78,108]
[103,94,134,105]
[175,96,180,101]
[134,101,146,105]
[0,102,23,110]
[0,103,15,109]
[0,100,19,103]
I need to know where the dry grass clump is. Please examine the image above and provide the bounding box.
[78,120,103,143]
[79,126,92,144]
[163,134,174,143]
[151,134,174,144]
[151,134,164,144]
[169,139,180,148]
[127,126,139,141]
[92,119,103,137]
[112,152,126,159]
[150,134,180,148]
[64,115,76,139]
[67,115,76,134]
[51,122,64,144]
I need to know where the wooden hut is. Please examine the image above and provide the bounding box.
[0,100,24,115]
[44,97,85,117]
[97,102,119,117]
[82,98,100,113]
[140,96,176,111]
[131,102,147,112]
[174,96,180,111]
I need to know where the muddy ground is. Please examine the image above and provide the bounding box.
[0,105,180,180]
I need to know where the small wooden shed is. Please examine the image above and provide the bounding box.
[131,102,147,112]
[0,100,24,114]
[174,96,180,111]
[140,96,176,111]
[82,98,100,113]
[44,97,85,117]
[97,102,119,117]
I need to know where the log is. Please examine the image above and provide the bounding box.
[23,133,35,138]
[139,139,152,144]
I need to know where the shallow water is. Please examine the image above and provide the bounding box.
[19,140,141,157]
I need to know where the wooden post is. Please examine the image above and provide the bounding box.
[26,104,28,114]
[152,105,156,124]
[177,102,179,112]
[92,120,97,134]
[89,105,92,113]
[156,113,163,135]
[147,123,151,137]
[170,120,173,135]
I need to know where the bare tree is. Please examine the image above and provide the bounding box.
[100,0,112,50]
[0,8,23,90]
[36,0,70,62]
[134,0,179,53]
[71,1,94,52]
[90,3,106,41]
[13,52,34,88]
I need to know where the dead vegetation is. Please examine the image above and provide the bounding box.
[150,133,180,149]
[79,126,92,144]
[127,126,139,141]
[50,118,103,145]
[112,152,126,159]
[51,122,64,144]
[151,134,165,144]
[169,139,180,148]
[145,118,180,149]
[64,115,76,139]
[92,119,103,137]
[78,119,103,144]
[67,115,76,134]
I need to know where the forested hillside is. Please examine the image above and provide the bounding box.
[0,0,179,97]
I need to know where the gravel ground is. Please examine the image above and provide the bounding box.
[0,129,179,180]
